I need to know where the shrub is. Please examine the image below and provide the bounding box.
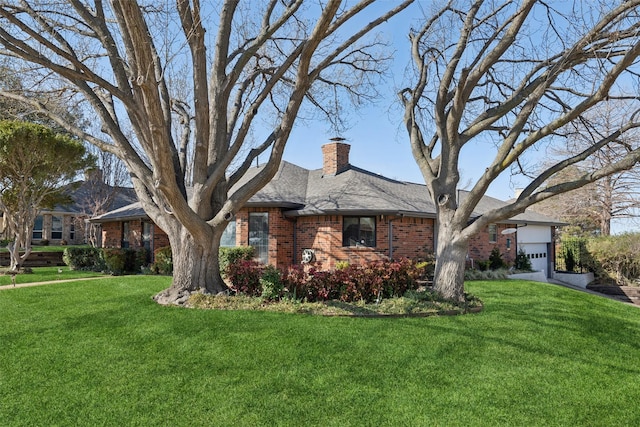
[260,265,284,301]
[219,246,255,276]
[63,247,105,271]
[133,248,149,272]
[415,254,436,280]
[335,261,350,270]
[278,259,424,304]
[564,249,576,272]
[101,248,127,275]
[489,247,507,270]
[476,260,490,271]
[226,259,264,296]
[152,246,173,275]
[587,233,640,284]
[558,237,590,272]
[39,239,50,246]
[514,248,533,272]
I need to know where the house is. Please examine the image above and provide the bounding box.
[90,140,563,276]
[0,175,138,246]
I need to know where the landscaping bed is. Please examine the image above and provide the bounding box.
[187,289,483,317]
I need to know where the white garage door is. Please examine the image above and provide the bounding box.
[519,243,548,275]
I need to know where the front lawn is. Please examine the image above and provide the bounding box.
[1,278,639,426]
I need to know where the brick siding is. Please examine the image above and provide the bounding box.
[99,210,518,269]
[467,223,516,265]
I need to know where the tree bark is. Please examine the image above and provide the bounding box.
[153,225,227,306]
[432,209,469,303]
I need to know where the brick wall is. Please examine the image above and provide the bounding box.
[98,211,518,271]
[467,223,515,264]
[101,221,123,248]
[295,214,435,269]
[100,220,169,253]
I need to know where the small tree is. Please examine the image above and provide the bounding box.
[0,120,94,271]
[488,247,507,270]
[514,248,532,272]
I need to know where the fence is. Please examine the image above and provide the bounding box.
[555,237,590,273]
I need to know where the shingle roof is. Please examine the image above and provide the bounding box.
[458,190,565,226]
[43,180,138,215]
[91,161,562,226]
[286,166,436,217]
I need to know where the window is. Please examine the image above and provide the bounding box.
[51,215,63,240]
[343,216,376,247]
[142,222,152,251]
[488,224,497,243]
[249,213,268,264]
[32,215,44,239]
[220,221,237,247]
[70,221,75,241]
[122,221,130,248]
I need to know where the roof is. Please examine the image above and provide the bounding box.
[91,161,563,226]
[40,180,138,216]
[459,190,565,226]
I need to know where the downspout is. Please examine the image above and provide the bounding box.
[388,217,394,259]
[293,217,298,264]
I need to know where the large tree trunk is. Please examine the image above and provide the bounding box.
[153,225,227,306]
[433,213,469,302]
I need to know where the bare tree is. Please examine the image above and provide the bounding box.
[530,166,601,237]
[400,1,640,301]
[536,101,640,236]
[79,146,131,247]
[0,1,414,304]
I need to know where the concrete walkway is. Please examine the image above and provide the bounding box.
[0,276,109,291]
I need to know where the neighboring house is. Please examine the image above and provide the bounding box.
[91,140,563,276]
[1,177,138,246]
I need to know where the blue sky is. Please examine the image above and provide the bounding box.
[279,2,524,203]
[275,2,638,235]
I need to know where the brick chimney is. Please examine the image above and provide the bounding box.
[321,138,350,176]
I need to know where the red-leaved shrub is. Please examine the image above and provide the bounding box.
[225,258,425,303]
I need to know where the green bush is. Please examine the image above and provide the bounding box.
[489,247,507,270]
[260,265,284,301]
[63,247,105,271]
[101,248,127,275]
[513,248,532,272]
[219,246,255,276]
[587,233,640,284]
[152,246,173,275]
[558,237,590,272]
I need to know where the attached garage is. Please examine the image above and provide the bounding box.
[516,225,554,277]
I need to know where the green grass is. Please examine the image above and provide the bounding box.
[1,278,639,426]
[0,266,105,286]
